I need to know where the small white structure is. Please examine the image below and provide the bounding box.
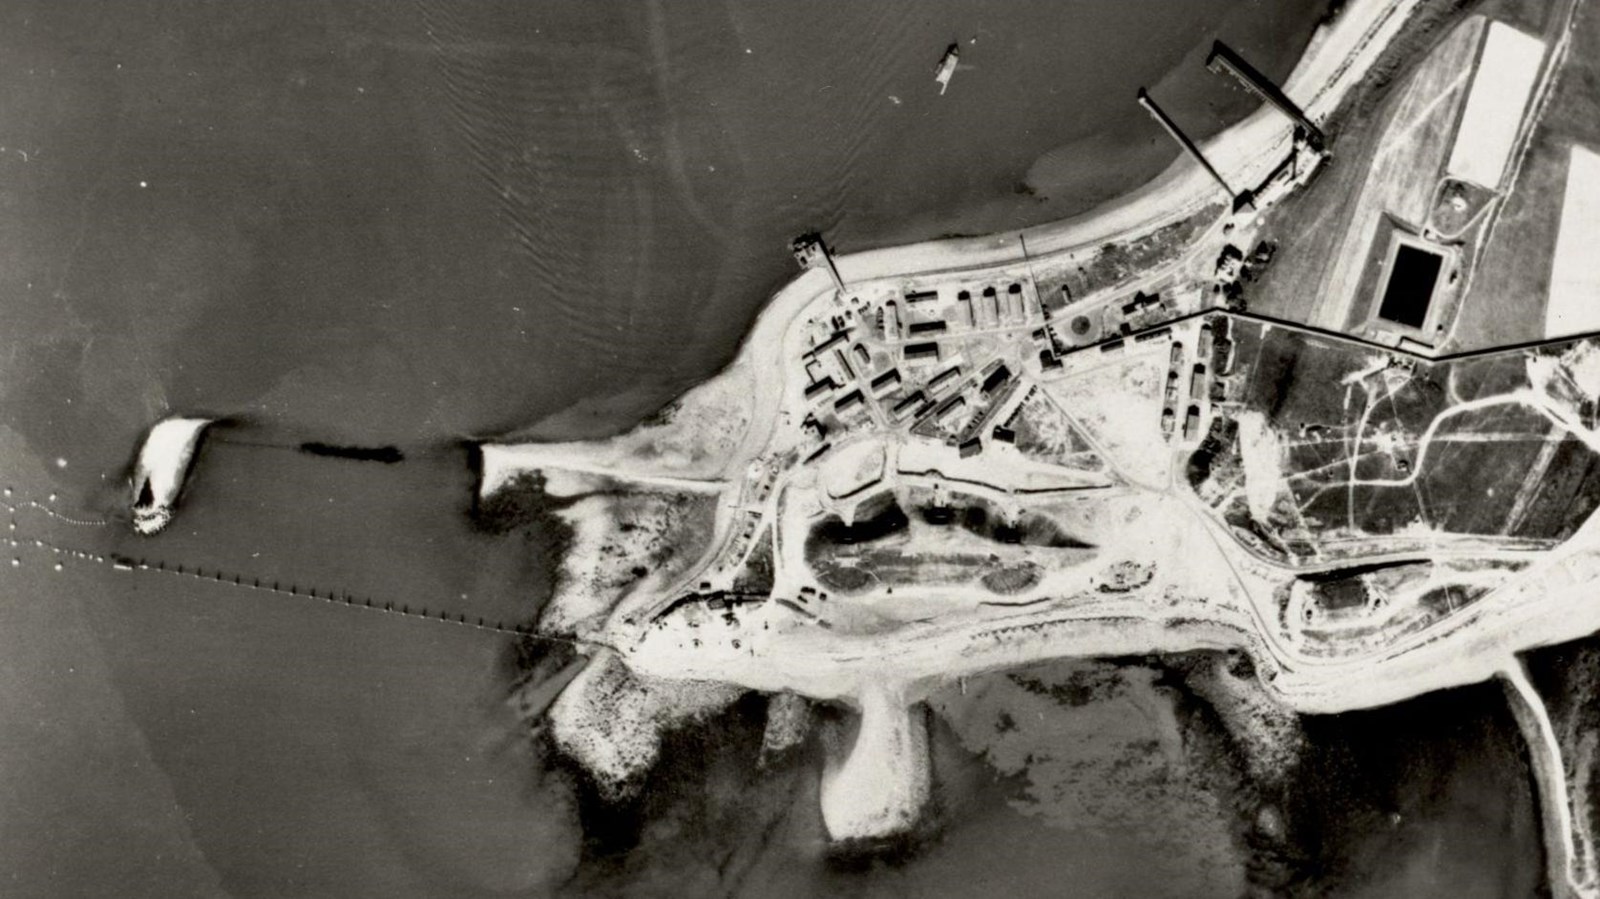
[934,44,959,95]
[130,417,212,535]
[1545,145,1600,338]
[1444,22,1545,190]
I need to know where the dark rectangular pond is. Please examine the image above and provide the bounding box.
[1377,243,1445,328]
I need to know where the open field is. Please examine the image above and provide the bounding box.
[1449,0,1600,350]
[1200,321,1600,551]
[1243,3,1489,327]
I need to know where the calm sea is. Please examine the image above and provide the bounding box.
[0,1,1543,896]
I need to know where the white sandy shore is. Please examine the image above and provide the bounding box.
[827,0,1422,282]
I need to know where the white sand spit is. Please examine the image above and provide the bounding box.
[819,685,929,841]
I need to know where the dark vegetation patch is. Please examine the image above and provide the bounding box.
[1416,583,1487,616]
[980,564,1041,594]
[1511,436,1600,540]
[730,528,776,595]
[470,467,575,565]
[1306,576,1367,611]
[812,501,910,546]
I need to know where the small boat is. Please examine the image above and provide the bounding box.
[935,43,959,95]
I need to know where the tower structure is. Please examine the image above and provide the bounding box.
[791,232,845,293]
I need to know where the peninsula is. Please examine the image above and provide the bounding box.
[480,0,1600,892]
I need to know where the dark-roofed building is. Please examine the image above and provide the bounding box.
[806,329,849,358]
[904,289,939,304]
[908,320,948,335]
[992,424,1016,444]
[1183,406,1202,441]
[905,342,941,362]
[833,349,855,380]
[834,390,865,412]
[934,394,967,427]
[981,364,1012,395]
[892,390,927,419]
[1039,349,1062,370]
[804,377,838,399]
[959,437,983,458]
[871,368,902,392]
[929,365,963,391]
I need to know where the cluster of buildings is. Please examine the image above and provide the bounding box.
[793,275,1054,462]
[1161,315,1237,443]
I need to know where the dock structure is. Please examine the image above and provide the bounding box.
[1206,41,1325,151]
[791,232,845,293]
[1137,88,1254,212]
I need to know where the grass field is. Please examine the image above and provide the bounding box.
[1199,321,1600,546]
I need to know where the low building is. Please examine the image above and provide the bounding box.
[892,390,927,419]
[870,368,902,393]
[929,365,963,391]
[908,319,948,335]
[808,329,849,357]
[905,342,941,363]
[959,437,983,458]
[805,377,838,399]
[981,364,1012,395]
[833,348,855,380]
[934,394,967,428]
[1183,405,1202,441]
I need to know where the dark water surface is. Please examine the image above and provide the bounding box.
[0,1,1550,896]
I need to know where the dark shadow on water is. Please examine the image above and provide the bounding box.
[298,441,404,463]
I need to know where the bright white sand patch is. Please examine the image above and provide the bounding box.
[1236,411,1283,524]
[819,685,929,841]
[1546,145,1600,339]
[1445,22,1545,189]
[1565,341,1600,399]
[1055,357,1170,487]
[820,440,886,499]
[131,417,211,535]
